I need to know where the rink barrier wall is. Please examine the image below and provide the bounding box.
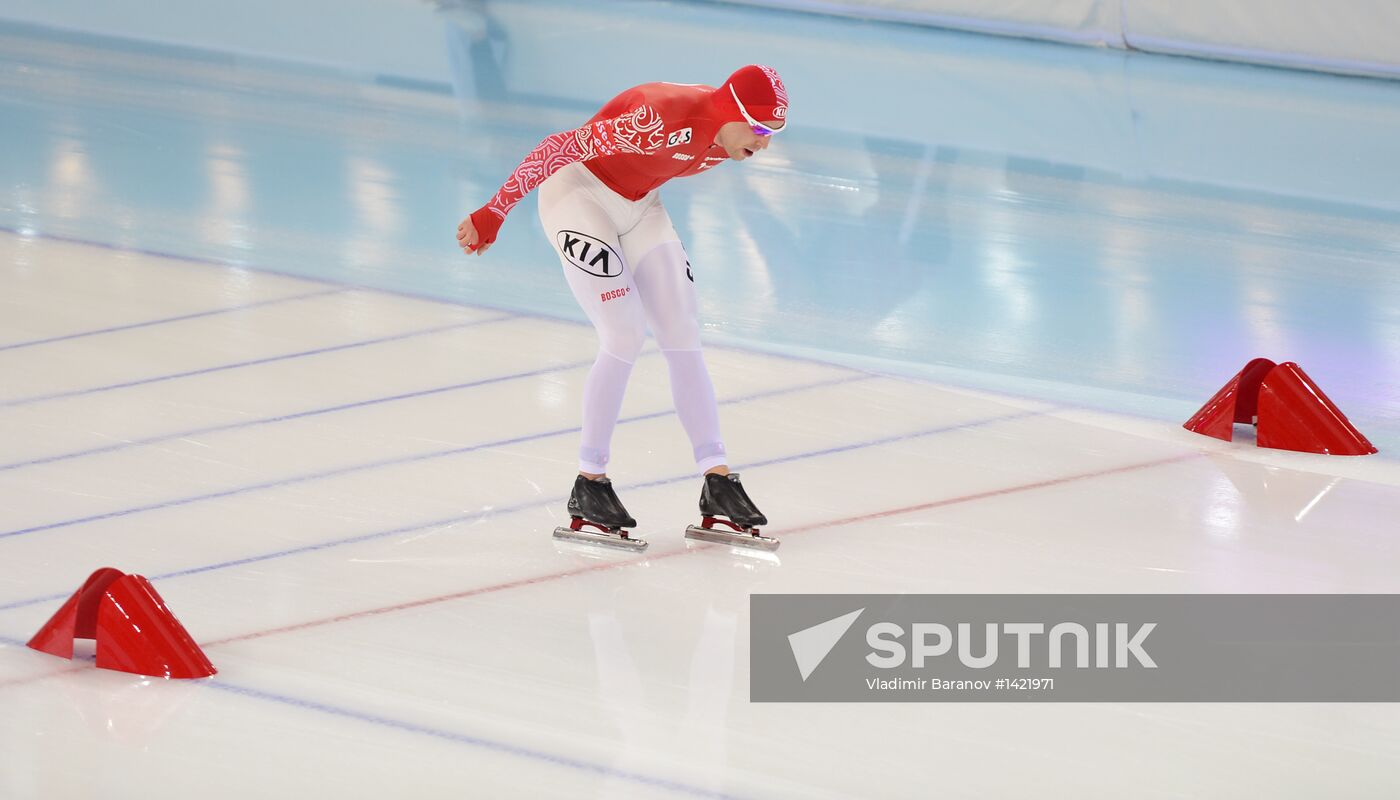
[700,0,1125,46]
[708,0,1400,79]
[3,0,1397,84]
[3,0,1397,218]
[1119,0,1400,80]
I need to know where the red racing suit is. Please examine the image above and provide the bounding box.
[468,82,733,248]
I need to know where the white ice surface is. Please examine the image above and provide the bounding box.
[3,236,1400,799]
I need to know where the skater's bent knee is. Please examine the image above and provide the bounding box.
[598,324,646,363]
[652,320,702,351]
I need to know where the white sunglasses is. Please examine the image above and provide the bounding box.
[730,84,785,136]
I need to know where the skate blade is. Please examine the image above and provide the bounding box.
[553,526,648,553]
[684,537,782,566]
[684,525,780,552]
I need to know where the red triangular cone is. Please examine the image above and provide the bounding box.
[1256,362,1377,456]
[1183,358,1276,441]
[27,567,126,659]
[27,568,216,679]
[1185,359,1376,456]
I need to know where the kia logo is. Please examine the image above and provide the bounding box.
[558,230,622,277]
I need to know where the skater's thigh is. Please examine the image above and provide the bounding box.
[539,173,646,359]
[622,202,700,351]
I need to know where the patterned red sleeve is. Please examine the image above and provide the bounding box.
[468,105,666,248]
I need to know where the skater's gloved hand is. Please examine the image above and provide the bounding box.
[457,207,502,256]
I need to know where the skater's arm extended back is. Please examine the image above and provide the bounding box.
[457,104,665,254]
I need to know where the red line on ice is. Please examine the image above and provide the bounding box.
[0,450,1201,691]
[209,450,1201,646]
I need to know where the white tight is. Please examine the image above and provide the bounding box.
[538,163,727,475]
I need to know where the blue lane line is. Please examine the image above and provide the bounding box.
[0,632,737,795]
[0,287,347,352]
[0,357,601,474]
[0,225,472,315]
[630,409,1046,490]
[0,417,1037,798]
[0,401,1032,614]
[0,224,861,376]
[0,630,731,795]
[206,682,746,799]
[0,314,516,409]
[0,374,873,544]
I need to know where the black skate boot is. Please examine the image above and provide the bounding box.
[553,475,647,552]
[684,473,779,551]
